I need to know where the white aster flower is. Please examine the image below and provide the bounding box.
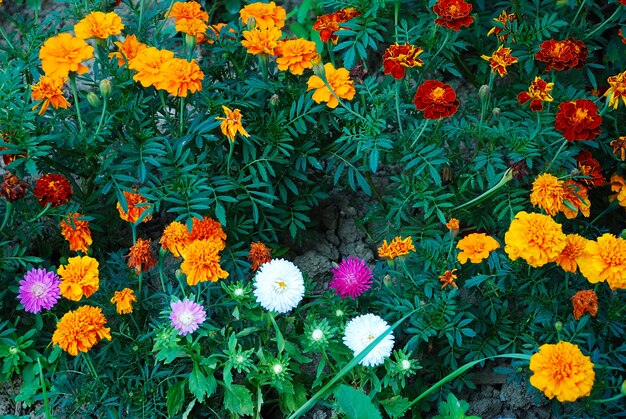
[343,314,394,367]
[253,259,305,313]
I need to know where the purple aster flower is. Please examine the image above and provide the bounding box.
[18,268,61,313]
[329,257,373,299]
[169,299,206,336]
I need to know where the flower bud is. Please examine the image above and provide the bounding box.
[175,269,185,282]
[554,321,563,332]
[184,33,197,51]
[99,79,112,100]
[247,17,256,30]
[269,94,279,107]
[86,92,101,107]
[492,107,501,118]
[312,54,325,77]
[621,379,626,395]
[478,84,490,101]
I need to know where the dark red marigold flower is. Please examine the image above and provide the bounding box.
[554,99,602,142]
[33,173,73,207]
[414,80,459,119]
[313,8,359,44]
[0,173,29,202]
[571,289,598,320]
[576,150,605,188]
[517,76,554,112]
[433,0,474,31]
[535,38,588,71]
[382,43,424,79]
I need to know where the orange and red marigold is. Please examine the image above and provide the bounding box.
[189,216,227,248]
[554,99,602,142]
[378,236,415,260]
[248,241,272,271]
[414,80,459,120]
[517,76,554,112]
[382,43,424,80]
[127,238,156,274]
[180,239,229,286]
[160,221,191,257]
[117,190,152,224]
[604,70,626,110]
[33,173,73,207]
[535,38,587,71]
[438,269,458,289]
[487,10,516,42]
[313,8,360,44]
[611,136,626,160]
[52,305,111,356]
[481,46,518,77]
[433,0,474,31]
[571,289,598,320]
[576,150,605,188]
[60,212,92,253]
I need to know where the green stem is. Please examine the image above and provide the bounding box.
[410,119,430,148]
[28,202,52,222]
[326,40,335,67]
[259,54,269,81]
[138,0,144,33]
[431,31,450,60]
[155,0,176,39]
[226,139,235,175]
[592,393,626,404]
[567,0,587,36]
[158,253,167,292]
[456,168,513,210]
[179,96,185,137]
[545,139,568,172]
[0,201,12,232]
[395,80,404,136]
[0,25,14,50]
[585,6,622,39]
[83,352,100,381]
[394,0,400,39]
[69,73,84,132]
[37,358,51,419]
[94,99,108,138]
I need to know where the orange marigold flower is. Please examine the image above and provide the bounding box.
[487,10,516,42]
[336,8,360,21]
[60,212,92,253]
[414,80,459,120]
[108,35,147,66]
[530,173,564,216]
[240,1,286,29]
[517,76,554,112]
[159,58,204,97]
[619,28,626,44]
[39,33,94,78]
[248,241,272,271]
[74,11,124,40]
[433,0,474,31]
[504,211,567,267]
[33,173,73,207]
[529,341,594,402]
[313,13,341,44]
[31,75,70,115]
[610,136,626,161]
[575,151,604,188]
[0,173,28,202]
[439,269,458,289]
[578,233,626,290]
[561,180,590,219]
[382,43,424,80]
[446,218,460,231]
[127,238,156,274]
[116,190,152,224]
[160,221,191,257]
[57,255,100,301]
[556,234,588,273]
[189,216,227,248]
[571,289,598,320]
[216,106,250,142]
[241,26,282,56]
[604,70,626,110]
[52,305,111,356]
[481,46,518,77]
[609,173,626,207]
[535,38,587,71]
[307,63,356,109]
[554,99,602,142]
[128,47,175,88]
[276,38,317,75]
[176,18,208,42]
[110,288,136,314]
[378,236,416,260]
[180,239,229,285]
[167,1,208,22]
[456,233,500,264]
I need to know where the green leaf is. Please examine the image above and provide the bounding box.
[167,380,186,417]
[224,384,254,416]
[334,385,382,419]
[188,364,215,402]
[380,396,411,418]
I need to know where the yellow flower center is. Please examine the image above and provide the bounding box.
[430,87,446,102]
[273,280,288,293]
[572,108,589,123]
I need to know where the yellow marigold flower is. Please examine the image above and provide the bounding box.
[216,106,250,142]
[180,239,229,285]
[556,234,588,273]
[175,18,208,41]
[116,190,152,224]
[610,136,626,161]
[57,255,100,301]
[560,180,590,219]
[609,173,626,207]
[31,75,70,115]
[439,269,458,289]
[167,1,209,22]
[578,233,626,289]
[504,211,566,267]
[530,173,564,216]
[160,221,191,257]
[52,306,111,356]
[529,341,594,402]
[241,26,282,56]
[128,47,175,88]
[39,33,94,78]
[74,11,124,40]
[446,218,460,231]
[159,58,204,97]
[480,45,518,77]
[456,233,500,264]
[571,289,598,320]
[110,288,137,314]
[60,212,92,253]
[604,70,626,109]
[307,63,356,109]
[378,236,415,260]
[248,241,272,271]
[189,216,227,248]
[276,38,318,75]
[240,1,286,29]
[127,238,156,274]
[108,35,147,67]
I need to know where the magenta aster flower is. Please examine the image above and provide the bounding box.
[169,299,206,336]
[18,268,61,313]
[329,257,373,299]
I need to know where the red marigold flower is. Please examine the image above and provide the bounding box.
[413,80,459,119]
[517,76,554,112]
[571,289,598,321]
[554,99,601,142]
[248,241,272,271]
[535,38,587,71]
[0,173,28,202]
[127,238,156,274]
[382,43,424,80]
[33,173,73,207]
[487,10,516,42]
[611,136,626,160]
[116,190,152,224]
[438,269,458,289]
[619,29,626,45]
[481,45,518,77]
[433,0,474,31]
[576,150,605,188]
[312,8,359,44]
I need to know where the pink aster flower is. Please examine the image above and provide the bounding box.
[169,298,206,336]
[329,257,373,299]
[18,268,61,313]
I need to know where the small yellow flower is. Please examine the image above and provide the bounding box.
[306,63,356,109]
[216,106,250,142]
[438,269,458,289]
